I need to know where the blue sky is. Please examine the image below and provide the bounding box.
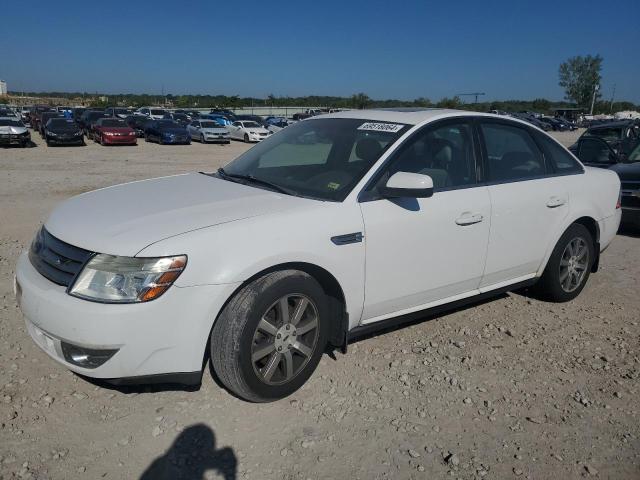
[2,0,639,102]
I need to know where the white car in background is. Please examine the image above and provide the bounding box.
[135,107,168,120]
[187,119,230,144]
[228,120,271,142]
[15,109,621,402]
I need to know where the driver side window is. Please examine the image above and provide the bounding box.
[372,121,477,192]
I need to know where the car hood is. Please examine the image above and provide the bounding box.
[159,128,188,135]
[609,162,640,181]
[0,125,28,134]
[45,173,310,256]
[100,127,133,133]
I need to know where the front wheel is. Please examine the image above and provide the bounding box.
[211,270,328,402]
[532,223,595,302]
[244,133,249,143]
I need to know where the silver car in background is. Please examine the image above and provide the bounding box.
[187,119,230,144]
[0,117,31,147]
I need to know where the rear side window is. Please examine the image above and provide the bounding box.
[480,123,545,182]
[534,132,583,174]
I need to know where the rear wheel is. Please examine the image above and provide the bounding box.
[211,270,328,402]
[533,223,595,302]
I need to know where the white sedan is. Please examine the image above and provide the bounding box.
[15,109,621,402]
[187,119,230,144]
[228,120,272,142]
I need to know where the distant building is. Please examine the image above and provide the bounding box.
[0,80,7,95]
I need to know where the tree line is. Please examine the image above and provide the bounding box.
[6,90,637,115]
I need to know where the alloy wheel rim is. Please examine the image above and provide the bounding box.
[559,237,589,293]
[251,294,319,386]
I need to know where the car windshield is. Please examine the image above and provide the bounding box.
[243,121,261,128]
[151,109,166,116]
[114,109,129,114]
[200,121,220,128]
[0,119,23,127]
[585,128,622,143]
[49,119,77,130]
[220,118,409,201]
[102,119,125,127]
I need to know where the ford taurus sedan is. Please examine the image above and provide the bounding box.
[15,109,621,402]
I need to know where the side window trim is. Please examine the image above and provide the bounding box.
[358,117,480,202]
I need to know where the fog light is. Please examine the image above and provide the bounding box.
[61,342,118,369]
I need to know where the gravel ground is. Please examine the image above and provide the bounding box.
[1,129,639,480]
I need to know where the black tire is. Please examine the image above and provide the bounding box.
[244,133,249,143]
[532,223,595,302]
[200,134,206,143]
[211,270,329,402]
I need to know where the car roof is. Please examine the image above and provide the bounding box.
[312,108,518,126]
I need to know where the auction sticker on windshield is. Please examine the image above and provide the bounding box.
[358,122,405,133]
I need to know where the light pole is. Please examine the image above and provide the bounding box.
[589,83,599,116]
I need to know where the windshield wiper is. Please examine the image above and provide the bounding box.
[216,168,297,196]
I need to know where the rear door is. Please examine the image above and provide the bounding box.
[478,120,569,288]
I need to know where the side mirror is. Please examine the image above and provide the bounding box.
[380,172,434,199]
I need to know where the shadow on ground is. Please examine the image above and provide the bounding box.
[140,423,237,480]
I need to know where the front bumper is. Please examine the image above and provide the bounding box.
[162,135,190,144]
[102,135,137,145]
[47,135,83,145]
[0,134,30,145]
[15,252,240,381]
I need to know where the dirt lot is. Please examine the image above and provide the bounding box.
[1,130,639,480]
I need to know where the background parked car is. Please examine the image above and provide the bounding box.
[92,118,137,146]
[235,114,269,128]
[571,120,640,157]
[19,106,32,126]
[29,105,53,131]
[38,112,64,137]
[571,136,640,228]
[228,120,272,142]
[136,107,168,120]
[105,107,133,119]
[124,115,150,137]
[43,118,84,146]
[144,119,191,144]
[72,107,87,124]
[78,110,108,139]
[187,119,230,144]
[0,117,31,147]
[166,112,191,126]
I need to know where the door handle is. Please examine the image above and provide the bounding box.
[455,213,484,226]
[546,196,566,208]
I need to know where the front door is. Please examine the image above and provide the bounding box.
[359,119,491,323]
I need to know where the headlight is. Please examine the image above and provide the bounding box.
[104,131,115,136]
[69,254,187,303]
[48,132,57,136]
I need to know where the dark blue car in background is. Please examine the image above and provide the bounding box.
[143,119,191,145]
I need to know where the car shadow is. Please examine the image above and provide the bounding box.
[140,423,237,480]
[618,225,640,238]
[77,374,202,394]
